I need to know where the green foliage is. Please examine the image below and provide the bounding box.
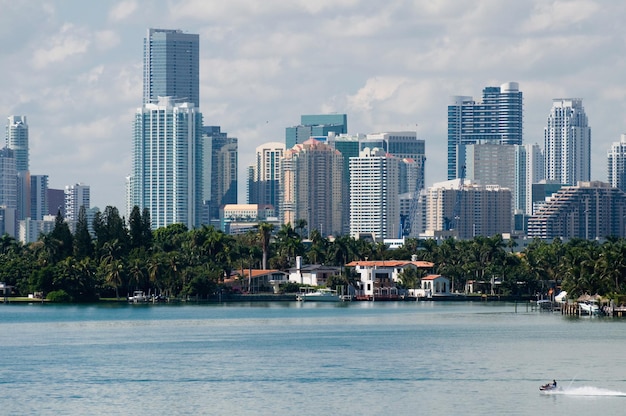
[46,290,72,303]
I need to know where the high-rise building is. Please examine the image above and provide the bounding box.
[544,98,591,185]
[130,97,204,229]
[64,183,90,222]
[515,144,544,215]
[130,29,204,230]
[0,148,17,234]
[247,142,285,212]
[281,139,343,237]
[203,126,237,221]
[6,116,30,221]
[608,134,626,193]
[349,147,401,241]
[528,181,626,239]
[143,29,199,106]
[424,179,512,239]
[448,82,523,179]
[6,116,28,172]
[285,114,347,149]
[30,175,48,221]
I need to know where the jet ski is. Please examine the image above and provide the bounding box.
[540,381,558,391]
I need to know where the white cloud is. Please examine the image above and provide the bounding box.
[108,0,138,21]
[522,0,600,33]
[31,24,90,69]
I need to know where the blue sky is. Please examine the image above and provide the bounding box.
[2,0,626,212]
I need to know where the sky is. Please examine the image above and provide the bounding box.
[2,0,626,213]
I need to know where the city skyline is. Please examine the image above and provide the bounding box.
[2,1,626,211]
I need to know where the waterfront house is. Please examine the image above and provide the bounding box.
[345,260,434,300]
[416,274,450,298]
[287,264,342,286]
[225,270,288,293]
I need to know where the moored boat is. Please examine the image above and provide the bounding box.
[296,288,341,302]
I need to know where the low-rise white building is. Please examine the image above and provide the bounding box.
[345,260,434,300]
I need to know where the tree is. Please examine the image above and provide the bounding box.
[256,222,274,270]
[74,205,94,259]
[49,211,74,261]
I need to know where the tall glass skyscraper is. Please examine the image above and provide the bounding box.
[130,28,203,229]
[544,98,590,185]
[143,29,200,106]
[285,114,347,149]
[447,82,523,179]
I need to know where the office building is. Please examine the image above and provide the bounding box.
[285,114,347,149]
[6,116,30,221]
[448,82,523,179]
[248,142,285,213]
[206,128,237,221]
[349,147,401,241]
[527,181,626,239]
[515,144,544,215]
[130,97,203,229]
[544,98,591,185]
[424,179,512,239]
[327,133,362,234]
[30,175,48,221]
[143,29,199,106]
[608,134,626,193]
[281,138,343,237]
[64,183,90,223]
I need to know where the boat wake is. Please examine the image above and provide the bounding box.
[543,386,626,397]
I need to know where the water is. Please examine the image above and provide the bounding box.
[1,301,625,415]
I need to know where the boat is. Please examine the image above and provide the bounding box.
[128,290,149,303]
[296,288,341,302]
[540,381,558,391]
[579,300,601,315]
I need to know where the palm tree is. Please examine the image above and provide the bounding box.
[104,258,124,300]
[256,222,274,270]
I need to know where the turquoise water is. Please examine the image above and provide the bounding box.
[1,301,625,415]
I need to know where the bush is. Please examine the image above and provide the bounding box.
[46,290,73,303]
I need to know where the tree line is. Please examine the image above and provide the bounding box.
[1,205,626,302]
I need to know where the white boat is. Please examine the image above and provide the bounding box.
[128,290,148,303]
[554,291,568,303]
[296,288,341,302]
[579,300,600,315]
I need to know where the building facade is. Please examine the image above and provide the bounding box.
[608,134,626,193]
[515,143,545,215]
[247,142,285,213]
[527,181,626,239]
[143,29,199,106]
[30,175,48,221]
[130,97,203,229]
[281,139,343,237]
[544,98,591,185]
[448,82,523,179]
[64,183,90,222]
[349,147,401,241]
[285,114,347,149]
[424,179,512,239]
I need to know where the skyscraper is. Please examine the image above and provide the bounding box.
[130,97,203,229]
[143,29,199,106]
[248,142,285,212]
[202,126,237,221]
[285,114,347,149]
[0,148,17,237]
[64,183,90,222]
[448,82,523,179]
[544,98,591,185]
[349,147,401,241]
[6,115,30,221]
[515,144,544,215]
[607,134,626,193]
[30,175,49,221]
[281,139,343,237]
[130,29,204,229]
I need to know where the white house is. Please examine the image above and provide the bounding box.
[345,260,434,300]
[415,274,450,298]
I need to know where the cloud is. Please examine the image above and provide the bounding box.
[31,24,90,69]
[522,0,600,33]
[108,0,138,21]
